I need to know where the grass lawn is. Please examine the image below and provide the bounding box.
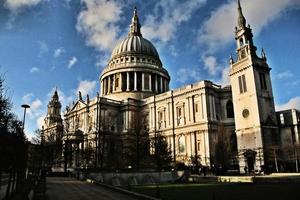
[132,183,300,200]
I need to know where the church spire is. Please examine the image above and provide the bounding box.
[129,7,142,37]
[237,0,246,29]
[234,0,257,60]
[53,88,58,100]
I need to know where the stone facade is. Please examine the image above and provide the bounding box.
[41,90,63,166]
[41,2,299,173]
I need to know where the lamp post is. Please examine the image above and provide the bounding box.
[21,104,30,134]
[19,104,30,189]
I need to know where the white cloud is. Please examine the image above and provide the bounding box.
[54,47,65,58]
[169,45,178,57]
[67,56,77,69]
[175,67,201,84]
[77,80,97,97]
[143,0,207,43]
[76,0,123,52]
[37,116,44,129]
[276,97,300,111]
[22,93,43,119]
[38,41,49,57]
[203,55,222,76]
[198,0,300,53]
[4,0,43,12]
[31,99,43,113]
[288,80,300,86]
[220,66,231,86]
[95,53,110,69]
[30,67,40,73]
[275,70,293,79]
[201,55,230,86]
[22,93,34,104]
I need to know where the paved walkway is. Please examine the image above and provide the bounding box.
[47,177,138,200]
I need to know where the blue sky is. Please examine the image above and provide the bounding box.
[0,0,299,138]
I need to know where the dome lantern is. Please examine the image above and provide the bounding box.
[129,7,142,37]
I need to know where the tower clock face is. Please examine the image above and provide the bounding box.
[242,109,250,118]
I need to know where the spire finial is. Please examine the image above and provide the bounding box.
[261,48,267,60]
[78,91,82,100]
[53,87,58,100]
[237,0,246,29]
[134,6,137,16]
[230,54,234,64]
[86,94,90,104]
[129,6,142,37]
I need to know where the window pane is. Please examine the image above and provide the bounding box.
[242,74,247,92]
[238,76,243,93]
[263,74,267,90]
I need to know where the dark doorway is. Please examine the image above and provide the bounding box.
[244,149,257,173]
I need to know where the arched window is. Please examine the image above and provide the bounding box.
[226,100,234,118]
[240,38,244,46]
[178,135,185,154]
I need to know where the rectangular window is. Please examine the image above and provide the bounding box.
[158,111,165,122]
[177,107,182,118]
[115,77,119,88]
[259,73,267,90]
[242,74,247,92]
[238,74,247,93]
[195,103,199,113]
[238,76,243,93]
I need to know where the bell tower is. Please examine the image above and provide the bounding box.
[42,89,63,143]
[229,0,278,173]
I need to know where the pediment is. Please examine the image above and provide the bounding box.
[69,100,87,112]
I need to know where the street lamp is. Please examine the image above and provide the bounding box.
[21,104,30,133]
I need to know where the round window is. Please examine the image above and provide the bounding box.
[242,109,250,118]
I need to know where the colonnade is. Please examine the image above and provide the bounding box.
[101,71,169,95]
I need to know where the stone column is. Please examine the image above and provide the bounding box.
[142,73,145,91]
[134,71,137,91]
[100,80,103,95]
[112,74,115,92]
[126,72,130,91]
[108,76,111,94]
[149,73,152,91]
[155,75,158,92]
[102,79,105,95]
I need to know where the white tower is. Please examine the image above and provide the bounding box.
[229,0,278,173]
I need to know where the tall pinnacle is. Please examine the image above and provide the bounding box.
[237,0,246,29]
[129,7,142,37]
[52,88,59,100]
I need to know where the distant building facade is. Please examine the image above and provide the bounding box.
[42,2,300,173]
[41,90,63,166]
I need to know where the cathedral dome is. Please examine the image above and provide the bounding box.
[100,8,170,101]
[111,35,160,61]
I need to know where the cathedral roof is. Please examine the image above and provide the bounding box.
[110,7,160,61]
[111,35,160,60]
